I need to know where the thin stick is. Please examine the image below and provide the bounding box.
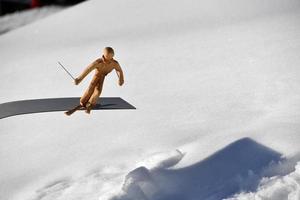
[58,61,75,80]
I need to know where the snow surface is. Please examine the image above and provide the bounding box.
[227,162,300,200]
[226,155,300,200]
[0,6,64,35]
[0,0,300,199]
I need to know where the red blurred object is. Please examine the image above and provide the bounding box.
[31,0,41,8]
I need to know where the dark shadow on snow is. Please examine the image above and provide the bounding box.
[116,137,282,200]
[0,97,136,119]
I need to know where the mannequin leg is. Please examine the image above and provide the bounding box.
[86,76,105,113]
[89,77,105,106]
[80,76,100,107]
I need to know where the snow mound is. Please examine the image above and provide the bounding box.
[226,161,300,200]
[106,138,286,200]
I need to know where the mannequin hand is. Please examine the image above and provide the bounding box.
[74,78,81,85]
[119,79,124,86]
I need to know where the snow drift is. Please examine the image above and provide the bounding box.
[108,138,283,200]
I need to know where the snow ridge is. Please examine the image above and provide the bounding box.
[105,138,296,200]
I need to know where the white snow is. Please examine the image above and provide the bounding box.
[0,0,300,199]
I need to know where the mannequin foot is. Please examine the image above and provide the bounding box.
[85,102,93,114]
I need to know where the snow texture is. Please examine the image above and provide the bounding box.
[226,158,300,200]
[106,138,285,200]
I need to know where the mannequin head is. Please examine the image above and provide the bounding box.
[103,47,114,60]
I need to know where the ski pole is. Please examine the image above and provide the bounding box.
[58,61,75,81]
